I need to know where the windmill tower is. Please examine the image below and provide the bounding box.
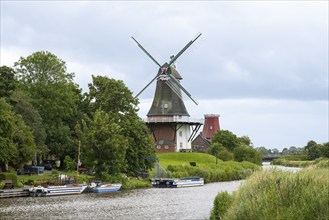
[132,34,203,152]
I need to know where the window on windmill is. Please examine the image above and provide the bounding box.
[210,126,213,130]
[157,145,161,150]
[179,131,183,137]
[165,145,169,150]
[180,142,183,148]
[164,103,168,109]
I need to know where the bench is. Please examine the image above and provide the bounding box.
[2,180,14,189]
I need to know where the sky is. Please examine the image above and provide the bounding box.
[1,1,328,150]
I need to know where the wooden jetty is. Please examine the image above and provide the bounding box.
[0,188,30,199]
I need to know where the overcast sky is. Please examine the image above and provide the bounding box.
[1,1,328,150]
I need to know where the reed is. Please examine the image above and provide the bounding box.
[211,165,329,220]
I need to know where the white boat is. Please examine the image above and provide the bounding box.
[29,184,87,197]
[91,183,122,193]
[173,177,204,188]
[151,177,204,188]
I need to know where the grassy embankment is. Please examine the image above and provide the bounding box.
[210,159,329,220]
[155,153,260,183]
[272,154,319,167]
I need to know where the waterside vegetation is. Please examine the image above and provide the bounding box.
[210,159,329,220]
[157,153,261,183]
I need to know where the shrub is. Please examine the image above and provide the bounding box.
[0,181,5,189]
[210,191,233,220]
[0,172,19,187]
[64,156,77,171]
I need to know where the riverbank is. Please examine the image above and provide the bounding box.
[271,157,328,167]
[210,160,329,220]
[157,153,261,183]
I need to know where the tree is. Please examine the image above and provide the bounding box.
[233,146,262,165]
[238,136,252,147]
[217,147,234,161]
[319,142,329,158]
[10,90,47,157]
[14,51,83,160]
[212,130,239,151]
[0,98,18,170]
[272,148,280,155]
[0,98,36,170]
[305,140,321,160]
[255,146,270,156]
[84,110,128,178]
[0,66,17,99]
[87,75,155,176]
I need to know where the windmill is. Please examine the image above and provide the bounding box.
[132,33,203,152]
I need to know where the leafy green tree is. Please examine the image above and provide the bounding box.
[255,146,270,156]
[84,110,128,178]
[305,140,321,160]
[238,136,252,147]
[12,114,36,166]
[14,51,84,161]
[272,148,280,155]
[319,142,329,158]
[233,146,262,165]
[0,98,18,170]
[0,66,17,99]
[10,90,47,157]
[88,75,155,176]
[208,142,222,157]
[0,98,36,169]
[217,148,234,161]
[212,130,239,151]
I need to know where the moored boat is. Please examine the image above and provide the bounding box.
[29,184,87,197]
[91,183,122,193]
[151,177,204,188]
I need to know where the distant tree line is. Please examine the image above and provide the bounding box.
[255,141,329,160]
[0,51,155,178]
[208,130,263,165]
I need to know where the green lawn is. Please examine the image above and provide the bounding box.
[155,152,260,183]
[157,152,218,168]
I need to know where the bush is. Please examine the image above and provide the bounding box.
[0,181,4,189]
[210,191,233,220]
[217,148,234,161]
[64,156,77,171]
[0,172,19,187]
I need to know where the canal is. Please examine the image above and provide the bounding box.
[0,164,301,220]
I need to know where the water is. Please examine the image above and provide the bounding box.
[262,162,302,172]
[0,181,243,220]
[0,164,301,220]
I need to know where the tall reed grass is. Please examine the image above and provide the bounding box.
[210,162,329,220]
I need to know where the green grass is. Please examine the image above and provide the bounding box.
[272,157,327,167]
[210,161,329,220]
[157,152,218,168]
[155,153,261,183]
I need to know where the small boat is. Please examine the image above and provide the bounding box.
[29,184,87,197]
[91,183,122,193]
[151,177,204,188]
